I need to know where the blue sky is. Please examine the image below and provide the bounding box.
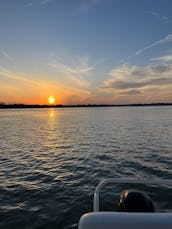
[0,0,172,104]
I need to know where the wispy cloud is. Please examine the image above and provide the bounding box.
[122,34,172,63]
[24,2,33,7]
[145,10,170,24]
[151,54,172,62]
[135,34,172,55]
[48,55,95,88]
[24,0,53,7]
[79,0,110,12]
[40,0,53,5]
[49,62,94,75]
[120,34,172,63]
[119,89,141,95]
[0,50,14,62]
[0,66,39,85]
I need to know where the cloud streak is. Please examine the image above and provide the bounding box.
[48,55,95,88]
[122,34,172,63]
[0,66,39,85]
[49,62,94,75]
[135,34,172,55]
[151,54,172,62]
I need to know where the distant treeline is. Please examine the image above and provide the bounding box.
[0,102,172,109]
[0,103,63,108]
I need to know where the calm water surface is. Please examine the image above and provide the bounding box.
[0,106,172,228]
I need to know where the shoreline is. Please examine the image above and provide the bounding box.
[0,103,172,109]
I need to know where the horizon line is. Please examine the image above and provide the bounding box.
[0,102,172,109]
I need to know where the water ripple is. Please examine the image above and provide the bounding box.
[0,107,172,228]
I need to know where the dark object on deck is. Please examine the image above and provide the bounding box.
[119,189,155,212]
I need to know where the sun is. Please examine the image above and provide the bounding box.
[48,96,56,105]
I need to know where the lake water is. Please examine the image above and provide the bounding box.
[0,106,172,228]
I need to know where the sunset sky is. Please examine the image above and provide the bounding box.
[1,0,172,105]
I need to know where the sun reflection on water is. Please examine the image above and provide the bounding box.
[46,108,60,149]
[49,108,55,119]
